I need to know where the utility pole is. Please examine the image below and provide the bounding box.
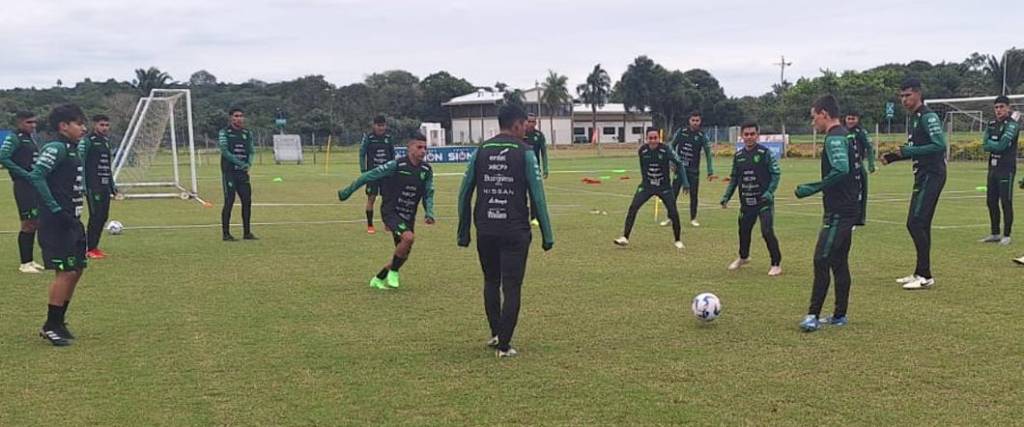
[774,55,793,140]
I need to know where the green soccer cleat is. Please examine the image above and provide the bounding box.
[369,277,388,290]
[386,270,401,288]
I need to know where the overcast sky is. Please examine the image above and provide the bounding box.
[2,0,1009,97]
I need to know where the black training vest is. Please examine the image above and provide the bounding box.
[638,144,673,191]
[473,137,530,234]
[84,133,113,192]
[986,118,1019,177]
[908,106,946,175]
[381,157,432,222]
[674,129,705,171]
[734,144,772,208]
[220,127,251,173]
[6,131,37,180]
[44,141,85,218]
[364,133,394,170]
[822,126,859,216]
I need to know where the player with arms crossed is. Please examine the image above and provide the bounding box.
[30,104,89,346]
[614,128,689,250]
[979,96,1019,246]
[79,114,118,259]
[1,111,45,273]
[665,111,714,227]
[720,121,782,276]
[339,132,435,290]
[358,115,395,234]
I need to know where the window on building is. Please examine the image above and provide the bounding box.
[573,127,585,135]
[603,127,617,135]
[631,126,643,135]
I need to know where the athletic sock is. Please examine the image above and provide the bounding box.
[366,210,374,227]
[376,268,388,279]
[390,255,407,272]
[45,304,63,329]
[18,231,33,264]
[61,299,71,319]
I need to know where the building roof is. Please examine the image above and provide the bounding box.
[443,87,546,106]
[573,103,652,118]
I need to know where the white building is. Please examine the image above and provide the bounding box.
[419,122,445,147]
[444,88,654,145]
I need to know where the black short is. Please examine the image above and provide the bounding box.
[38,214,87,271]
[13,180,39,220]
[365,182,380,196]
[383,213,414,244]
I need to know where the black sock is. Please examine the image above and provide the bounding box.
[390,255,407,272]
[366,210,374,227]
[376,268,389,279]
[18,231,33,264]
[46,304,63,329]
[61,299,70,320]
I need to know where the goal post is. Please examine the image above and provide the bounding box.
[112,88,206,205]
[925,94,1024,160]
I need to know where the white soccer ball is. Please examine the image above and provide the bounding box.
[106,220,124,235]
[691,292,721,321]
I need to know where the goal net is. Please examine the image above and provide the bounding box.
[112,89,205,204]
[926,94,1024,161]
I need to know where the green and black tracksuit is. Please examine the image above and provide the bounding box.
[890,105,947,279]
[623,143,688,242]
[524,129,548,221]
[796,125,858,318]
[0,130,40,264]
[219,126,255,237]
[670,127,714,220]
[79,133,116,251]
[720,144,781,266]
[847,125,876,225]
[457,135,553,353]
[339,156,435,244]
[359,131,394,227]
[982,117,1019,237]
[29,137,87,272]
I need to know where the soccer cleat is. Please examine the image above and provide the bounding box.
[727,258,750,271]
[386,270,400,288]
[674,241,685,250]
[822,315,848,326]
[61,323,76,340]
[799,315,821,332]
[366,225,377,235]
[768,266,783,276]
[902,276,935,290]
[690,220,700,227]
[531,219,540,227]
[999,237,1012,246]
[369,277,388,290]
[895,274,918,284]
[659,219,672,227]
[979,234,1002,243]
[1013,256,1024,265]
[243,233,259,240]
[613,237,629,247]
[19,263,42,274]
[30,261,45,270]
[39,327,70,347]
[223,234,237,242]
[496,348,518,358]
[486,336,499,348]
[86,249,105,259]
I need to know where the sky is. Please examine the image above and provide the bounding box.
[1,0,1011,97]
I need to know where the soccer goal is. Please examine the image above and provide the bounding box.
[112,88,206,205]
[925,94,1024,161]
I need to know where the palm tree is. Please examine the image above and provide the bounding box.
[577,64,611,153]
[502,89,526,110]
[540,70,571,145]
[133,67,172,95]
[985,48,1024,95]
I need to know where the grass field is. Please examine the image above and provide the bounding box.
[2,148,1022,425]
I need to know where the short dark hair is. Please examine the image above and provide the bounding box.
[92,114,110,122]
[995,95,1011,105]
[900,78,922,92]
[740,121,759,132]
[229,107,244,115]
[844,110,861,118]
[689,110,702,118]
[373,115,387,125]
[48,104,86,130]
[408,130,427,142]
[646,126,660,134]
[812,95,840,118]
[498,105,527,130]
[15,110,35,120]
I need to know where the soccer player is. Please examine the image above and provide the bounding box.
[79,114,118,259]
[358,115,395,234]
[719,122,782,276]
[457,105,554,358]
[614,127,688,249]
[29,104,89,346]
[524,113,548,226]
[796,95,859,332]
[338,132,435,290]
[219,107,257,241]
[1,111,45,273]
[880,78,948,290]
[666,111,714,227]
[979,96,1019,245]
[845,110,876,226]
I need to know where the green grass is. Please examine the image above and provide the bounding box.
[1,150,1022,425]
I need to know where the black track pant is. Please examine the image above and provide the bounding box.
[907,172,946,278]
[86,191,111,251]
[673,172,701,220]
[738,204,782,266]
[222,172,253,236]
[987,174,1014,237]
[807,213,856,317]
[623,187,680,241]
[477,231,531,352]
